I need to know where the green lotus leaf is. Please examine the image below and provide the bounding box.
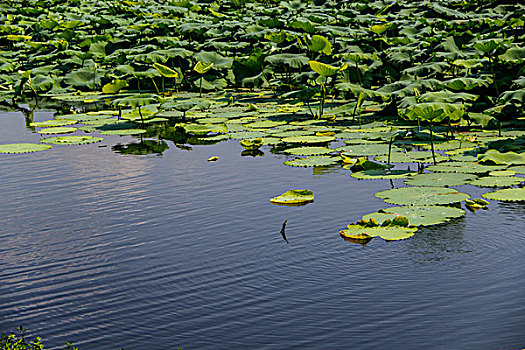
[196,117,228,124]
[270,189,314,205]
[489,170,517,177]
[193,61,214,74]
[54,113,114,121]
[309,60,348,77]
[284,146,334,156]
[284,156,338,167]
[265,54,310,69]
[282,135,335,144]
[370,23,392,35]
[37,127,77,134]
[351,169,416,180]
[470,176,525,188]
[153,63,179,78]
[64,68,103,88]
[99,129,147,135]
[102,79,128,94]
[112,94,161,108]
[362,205,465,227]
[477,149,525,166]
[228,131,266,139]
[40,135,104,145]
[482,188,525,202]
[0,143,52,154]
[508,165,525,174]
[306,35,332,55]
[349,157,388,171]
[244,120,286,129]
[30,120,77,127]
[376,186,470,206]
[404,172,476,187]
[375,151,446,164]
[240,138,264,150]
[336,143,399,156]
[340,225,416,241]
[184,123,227,136]
[427,162,507,174]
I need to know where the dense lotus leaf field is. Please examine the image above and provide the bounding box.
[0,0,524,244]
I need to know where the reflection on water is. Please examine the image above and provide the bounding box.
[0,112,524,350]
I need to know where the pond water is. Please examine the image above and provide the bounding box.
[0,110,524,349]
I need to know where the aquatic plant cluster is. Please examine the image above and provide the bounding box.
[0,0,524,245]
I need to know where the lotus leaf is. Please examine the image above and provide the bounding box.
[30,120,76,127]
[508,166,525,174]
[340,225,416,241]
[153,63,179,78]
[482,188,525,202]
[285,146,334,156]
[404,172,476,187]
[309,61,348,77]
[282,135,335,144]
[40,136,103,145]
[489,170,516,177]
[349,157,388,171]
[207,156,219,162]
[284,156,338,167]
[0,143,52,154]
[427,162,507,174]
[470,176,525,188]
[362,205,465,227]
[477,150,525,166]
[38,127,77,134]
[185,124,227,136]
[351,169,416,180]
[99,129,147,135]
[336,144,399,156]
[270,189,314,205]
[375,186,470,205]
[228,131,266,139]
[194,61,214,74]
[244,120,286,129]
[239,138,264,150]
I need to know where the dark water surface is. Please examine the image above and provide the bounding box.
[1,111,524,349]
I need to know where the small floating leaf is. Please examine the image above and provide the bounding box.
[340,225,416,241]
[30,120,77,127]
[239,138,264,150]
[375,186,470,206]
[404,172,476,187]
[482,188,525,202]
[37,127,77,134]
[270,189,314,205]
[351,169,416,180]
[208,156,219,162]
[40,135,103,145]
[282,135,335,144]
[284,156,337,167]
[363,205,466,227]
[470,176,525,188]
[0,143,52,154]
[285,146,333,156]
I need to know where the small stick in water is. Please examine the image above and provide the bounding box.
[280,219,288,244]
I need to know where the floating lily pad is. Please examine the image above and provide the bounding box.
[244,120,286,128]
[375,186,470,205]
[351,169,416,180]
[340,225,417,241]
[482,188,525,202]
[284,156,338,167]
[30,120,77,127]
[422,140,477,151]
[489,170,517,176]
[284,146,334,156]
[240,138,264,150]
[282,135,335,144]
[270,189,314,205]
[228,131,266,139]
[0,143,53,154]
[55,113,114,121]
[508,165,525,174]
[37,127,77,134]
[184,123,227,136]
[99,129,147,135]
[427,162,507,174]
[40,135,104,145]
[336,143,400,156]
[470,176,525,188]
[362,205,465,227]
[404,172,477,187]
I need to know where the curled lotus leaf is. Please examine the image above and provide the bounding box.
[482,188,525,202]
[404,172,477,187]
[282,135,335,144]
[427,162,507,174]
[375,186,470,206]
[351,169,417,180]
[470,176,525,188]
[37,127,77,134]
[239,138,264,150]
[153,63,179,78]
[0,143,52,154]
[309,60,348,77]
[285,146,334,156]
[30,120,77,127]
[363,205,465,227]
[340,225,416,241]
[40,135,103,145]
[477,149,525,166]
[270,189,314,205]
[284,156,338,167]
